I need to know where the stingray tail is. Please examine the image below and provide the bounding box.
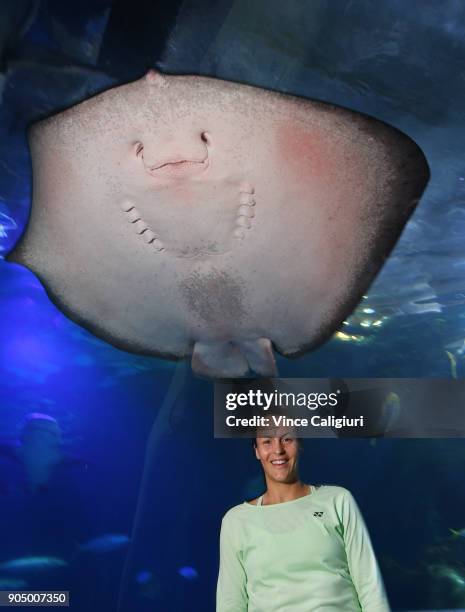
[116,362,187,612]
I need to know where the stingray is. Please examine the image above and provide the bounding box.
[8,70,429,377]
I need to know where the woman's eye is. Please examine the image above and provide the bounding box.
[135,143,144,156]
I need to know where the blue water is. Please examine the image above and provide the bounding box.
[1,1,465,610]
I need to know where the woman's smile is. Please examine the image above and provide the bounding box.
[270,458,288,466]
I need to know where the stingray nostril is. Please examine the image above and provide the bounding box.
[201,131,211,145]
[134,142,144,157]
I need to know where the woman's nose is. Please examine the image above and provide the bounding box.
[271,439,285,453]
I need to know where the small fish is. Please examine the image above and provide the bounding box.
[378,392,401,434]
[0,557,67,572]
[79,534,130,553]
[0,578,28,589]
[429,564,465,587]
[446,351,458,379]
[449,528,465,539]
[177,566,198,581]
[135,570,153,585]
[135,570,161,600]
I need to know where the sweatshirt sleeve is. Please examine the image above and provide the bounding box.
[216,514,248,612]
[339,490,391,612]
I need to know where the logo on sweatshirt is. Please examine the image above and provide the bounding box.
[313,511,324,517]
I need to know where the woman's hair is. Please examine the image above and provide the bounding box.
[252,435,303,449]
[226,377,304,446]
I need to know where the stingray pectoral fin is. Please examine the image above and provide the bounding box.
[236,338,277,377]
[192,341,249,378]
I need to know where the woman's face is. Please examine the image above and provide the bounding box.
[255,428,300,485]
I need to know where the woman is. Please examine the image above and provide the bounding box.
[216,428,390,611]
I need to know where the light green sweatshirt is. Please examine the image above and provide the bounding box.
[216,485,390,612]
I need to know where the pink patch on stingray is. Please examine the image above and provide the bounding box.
[274,121,336,182]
